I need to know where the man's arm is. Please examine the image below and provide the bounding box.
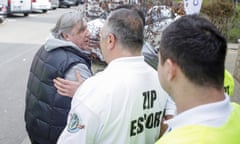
[53,64,92,97]
[159,110,174,137]
[57,88,102,144]
[53,71,84,97]
[159,96,176,137]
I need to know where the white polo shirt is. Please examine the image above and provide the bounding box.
[58,56,175,144]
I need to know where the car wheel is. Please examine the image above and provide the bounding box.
[0,18,3,23]
[76,1,79,6]
[24,13,29,16]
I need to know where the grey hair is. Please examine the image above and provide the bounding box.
[51,11,86,40]
[105,8,144,50]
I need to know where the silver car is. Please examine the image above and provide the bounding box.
[51,0,59,9]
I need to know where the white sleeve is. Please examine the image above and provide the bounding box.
[57,100,102,144]
[165,96,176,116]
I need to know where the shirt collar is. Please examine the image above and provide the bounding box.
[167,94,232,130]
[109,56,144,65]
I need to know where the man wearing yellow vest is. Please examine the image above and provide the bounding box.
[224,69,235,97]
[156,15,240,144]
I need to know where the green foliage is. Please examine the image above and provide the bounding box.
[229,3,240,42]
[229,28,240,42]
[201,0,235,39]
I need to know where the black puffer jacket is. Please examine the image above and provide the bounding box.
[24,39,91,144]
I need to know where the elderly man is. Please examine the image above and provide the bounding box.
[24,11,93,144]
[57,8,175,144]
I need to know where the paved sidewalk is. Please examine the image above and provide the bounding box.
[228,43,239,50]
[225,43,240,103]
[21,136,30,144]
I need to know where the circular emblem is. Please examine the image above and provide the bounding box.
[67,113,83,133]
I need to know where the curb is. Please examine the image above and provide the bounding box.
[228,43,239,50]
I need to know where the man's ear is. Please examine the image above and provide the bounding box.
[107,33,116,50]
[62,33,71,41]
[166,59,177,81]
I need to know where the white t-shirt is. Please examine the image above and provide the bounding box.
[57,56,175,144]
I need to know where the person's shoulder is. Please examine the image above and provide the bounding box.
[145,64,158,75]
[74,72,105,97]
[156,125,207,144]
[71,72,109,115]
[231,103,240,111]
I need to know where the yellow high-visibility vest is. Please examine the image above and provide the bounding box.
[155,103,240,144]
[224,70,234,96]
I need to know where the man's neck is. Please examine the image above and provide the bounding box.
[173,82,225,114]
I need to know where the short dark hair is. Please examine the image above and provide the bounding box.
[106,8,144,50]
[114,4,145,26]
[159,15,227,89]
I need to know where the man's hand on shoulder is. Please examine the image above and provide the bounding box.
[53,71,84,97]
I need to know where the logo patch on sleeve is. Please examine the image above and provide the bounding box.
[67,113,85,133]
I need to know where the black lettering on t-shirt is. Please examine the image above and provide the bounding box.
[143,90,157,110]
[145,113,153,128]
[130,120,137,136]
[130,111,162,137]
[224,85,230,95]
